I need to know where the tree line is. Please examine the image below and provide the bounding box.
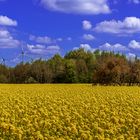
[0,48,140,85]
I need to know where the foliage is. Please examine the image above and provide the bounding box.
[0,74,8,83]
[25,77,37,83]
[0,49,140,85]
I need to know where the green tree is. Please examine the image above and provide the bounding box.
[64,59,77,83]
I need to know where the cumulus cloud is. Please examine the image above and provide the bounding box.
[128,40,140,49]
[40,0,111,15]
[127,53,136,59]
[82,20,92,30]
[83,34,95,41]
[74,44,95,52]
[98,40,140,54]
[0,15,17,26]
[29,35,52,44]
[27,44,60,55]
[94,17,140,34]
[72,40,140,57]
[29,35,65,44]
[0,29,20,48]
[99,43,128,52]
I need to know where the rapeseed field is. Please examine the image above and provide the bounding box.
[0,84,140,140]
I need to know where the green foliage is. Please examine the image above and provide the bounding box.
[0,49,140,84]
[25,77,37,83]
[64,59,78,83]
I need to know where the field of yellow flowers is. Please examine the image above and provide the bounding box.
[0,84,140,140]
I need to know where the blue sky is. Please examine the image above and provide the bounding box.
[0,0,140,65]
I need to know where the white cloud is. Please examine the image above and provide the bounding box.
[0,15,17,26]
[29,35,65,44]
[94,17,140,34]
[73,40,140,57]
[129,0,140,4]
[40,0,111,15]
[128,40,140,49]
[83,34,95,41]
[56,38,63,42]
[27,44,60,55]
[0,29,20,48]
[47,45,60,50]
[73,47,79,50]
[99,43,128,52]
[98,40,140,54]
[127,53,136,58]
[82,20,92,30]
[80,44,94,52]
[74,44,95,52]
[29,35,52,44]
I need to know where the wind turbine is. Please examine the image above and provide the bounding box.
[8,46,28,65]
[21,46,25,64]
[19,45,34,64]
[0,57,6,66]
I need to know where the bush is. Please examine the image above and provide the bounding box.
[25,77,37,83]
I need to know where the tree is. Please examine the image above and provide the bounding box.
[93,53,129,85]
[48,54,65,83]
[30,60,53,83]
[14,63,31,83]
[127,60,140,85]
[0,74,8,83]
[64,59,77,83]
[0,64,9,82]
[76,59,88,83]
[0,49,140,85]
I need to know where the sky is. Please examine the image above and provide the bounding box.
[0,0,140,66]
